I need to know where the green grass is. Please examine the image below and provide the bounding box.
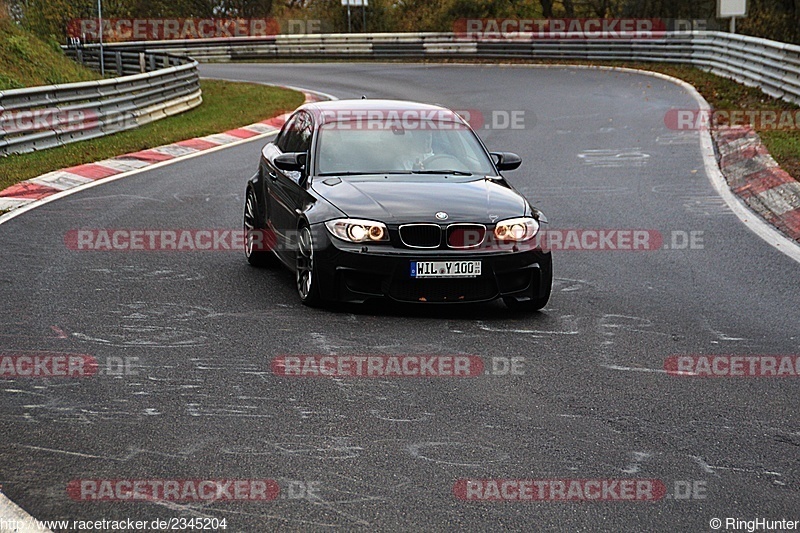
[0,18,303,192]
[0,18,99,89]
[0,80,304,191]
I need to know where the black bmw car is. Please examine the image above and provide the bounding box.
[243,99,552,310]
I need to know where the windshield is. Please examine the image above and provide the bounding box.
[315,119,497,176]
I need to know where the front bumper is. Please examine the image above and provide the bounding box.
[312,225,552,304]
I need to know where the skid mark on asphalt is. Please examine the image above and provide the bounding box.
[110,302,218,321]
[369,409,435,423]
[688,455,785,484]
[309,332,341,355]
[622,451,653,474]
[142,499,216,517]
[0,323,71,340]
[222,436,364,460]
[475,315,579,336]
[521,185,631,197]
[578,149,650,167]
[66,193,167,204]
[656,132,699,145]
[689,455,718,476]
[407,441,509,467]
[15,442,206,462]
[682,195,735,217]
[72,326,208,347]
[328,378,404,403]
[171,192,239,203]
[595,314,672,373]
[187,403,274,418]
[553,277,599,293]
[66,301,222,346]
[700,315,750,344]
[88,266,205,283]
[600,363,669,374]
[651,182,709,195]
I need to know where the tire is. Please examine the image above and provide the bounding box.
[503,265,552,312]
[296,224,322,307]
[243,187,278,267]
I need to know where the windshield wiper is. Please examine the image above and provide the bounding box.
[318,171,412,176]
[411,169,473,176]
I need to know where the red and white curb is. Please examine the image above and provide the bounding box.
[714,126,800,242]
[0,86,330,214]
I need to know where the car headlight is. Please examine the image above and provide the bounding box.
[325,219,389,243]
[494,217,539,242]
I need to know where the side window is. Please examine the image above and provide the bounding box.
[297,115,313,154]
[275,115,300,152]
[284,112,312,154]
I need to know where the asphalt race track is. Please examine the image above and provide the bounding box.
[0,63,798,531]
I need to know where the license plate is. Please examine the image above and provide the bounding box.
[411,261,482,278]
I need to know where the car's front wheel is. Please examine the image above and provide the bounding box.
[296,224,322,306]
[243,187,278,267]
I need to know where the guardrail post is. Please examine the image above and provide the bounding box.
[139,52,146,73]
[149,54,156,72]
[115,51,123,75]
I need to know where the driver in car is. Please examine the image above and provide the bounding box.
[392,128,434,171]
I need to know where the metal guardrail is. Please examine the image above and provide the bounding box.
[0,48,201,157]
[102,31,800,107]
[4,31,794,158]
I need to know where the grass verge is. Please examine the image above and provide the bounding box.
[0,80,304,192]
[0,17,99,90]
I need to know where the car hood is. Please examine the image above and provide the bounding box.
[312,176,528,224]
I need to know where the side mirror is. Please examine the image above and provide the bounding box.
[491,152,522,171]
[274,152,307,172]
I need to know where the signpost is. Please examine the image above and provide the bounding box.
[717,0,747,34]
[341,0,368,33]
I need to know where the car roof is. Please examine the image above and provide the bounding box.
[297,99,468,126]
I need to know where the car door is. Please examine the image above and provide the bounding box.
[284,111,314,234]
[268,111,313,264]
